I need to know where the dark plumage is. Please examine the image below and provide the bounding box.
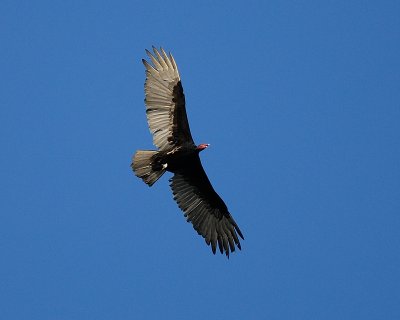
[131,47,244,257]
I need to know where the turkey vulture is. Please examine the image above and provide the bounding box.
[131,47,244,257]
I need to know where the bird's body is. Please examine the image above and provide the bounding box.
[131,47,243,257]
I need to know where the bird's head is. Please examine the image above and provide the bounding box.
[196,143,210,152]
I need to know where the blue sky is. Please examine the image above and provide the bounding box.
[1,0,399,319]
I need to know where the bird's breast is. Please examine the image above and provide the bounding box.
[163,147,198,173]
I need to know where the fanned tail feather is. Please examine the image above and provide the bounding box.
[131,150,165,186]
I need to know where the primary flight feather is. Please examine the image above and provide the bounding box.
[131,47,244,257]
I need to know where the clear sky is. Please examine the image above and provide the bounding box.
[1,0,399,319]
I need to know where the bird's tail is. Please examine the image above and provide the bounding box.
[131,150,166,187]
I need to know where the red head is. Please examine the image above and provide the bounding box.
[196,143,210,151]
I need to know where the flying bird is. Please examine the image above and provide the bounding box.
[131,47,244,257]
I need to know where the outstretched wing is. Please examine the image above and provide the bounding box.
[169,156,244,257]
[142,47,195,150]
